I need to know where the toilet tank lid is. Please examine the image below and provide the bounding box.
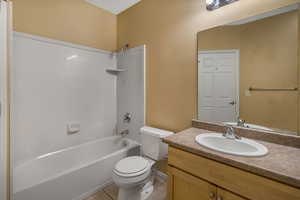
[140,126,174,138]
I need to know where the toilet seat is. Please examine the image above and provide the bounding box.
[113,156,151,178]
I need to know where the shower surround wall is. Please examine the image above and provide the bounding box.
[12,33,146,200]
[13,34,146,166]
[12,32,118,167]
[116,46,146,143]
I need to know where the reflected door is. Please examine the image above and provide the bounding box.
[198,50,239,122]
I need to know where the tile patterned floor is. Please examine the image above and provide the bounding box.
[84,176,167,200]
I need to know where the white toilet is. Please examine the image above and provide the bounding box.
[112,126,173,200]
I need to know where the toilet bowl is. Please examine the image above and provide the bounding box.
[112,126,173,200]
[112,156,154,200]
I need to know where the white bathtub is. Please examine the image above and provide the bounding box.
[13,136,140,200]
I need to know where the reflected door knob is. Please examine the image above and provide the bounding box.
[229,101,236,105]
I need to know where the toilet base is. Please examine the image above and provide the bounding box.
[117,181,154,200]
[141,181,154,200]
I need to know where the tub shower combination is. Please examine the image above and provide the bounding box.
[12,32,145,200]
[14,136,140,200]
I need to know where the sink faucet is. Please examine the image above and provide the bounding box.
[237,117,245,127]
[223,126,241,140]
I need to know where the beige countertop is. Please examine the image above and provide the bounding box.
[163,127,300,188]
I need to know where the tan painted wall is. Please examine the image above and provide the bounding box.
[12,0,117,51]
[197,11,298,132]
[240,11,298,132]
[11,0,300,132]
[198,26,241,51]
[117,0,300,133]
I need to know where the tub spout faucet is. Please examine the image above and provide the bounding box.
[120,129,129,137]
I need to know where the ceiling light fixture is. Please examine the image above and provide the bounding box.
[206,0,238,11]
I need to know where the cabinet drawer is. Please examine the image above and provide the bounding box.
[168,147,300,200]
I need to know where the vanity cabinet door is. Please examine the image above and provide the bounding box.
[168,166,217,200]
[169,147,300,200]
[217,188,247,200]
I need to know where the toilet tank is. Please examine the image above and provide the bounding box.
[140,126,174,161]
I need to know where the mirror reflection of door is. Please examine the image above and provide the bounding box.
[197,4,299,135]
[198,50,239,122]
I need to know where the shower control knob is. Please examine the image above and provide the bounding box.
[123,112,131,123]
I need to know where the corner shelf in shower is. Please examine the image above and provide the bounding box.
[105,68,127,74]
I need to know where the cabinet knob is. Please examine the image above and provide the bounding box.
[209,192,216,199]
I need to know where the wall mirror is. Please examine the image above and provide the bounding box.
[197,4,299,135]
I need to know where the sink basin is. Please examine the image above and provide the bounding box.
[195,133,268,157]
[225,122,273,131]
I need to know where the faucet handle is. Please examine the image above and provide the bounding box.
[237,117,245,127]
[225,125,234,133]
[238,118,245,123]
[223,125,231,137]
[123,113,131,123]
[223,125,238,139]
[225,125,242,140]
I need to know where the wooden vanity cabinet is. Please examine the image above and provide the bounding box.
[167,147,300,200]
[168,166,246,200]
[217,188,247,200]
[168,166,216,200]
